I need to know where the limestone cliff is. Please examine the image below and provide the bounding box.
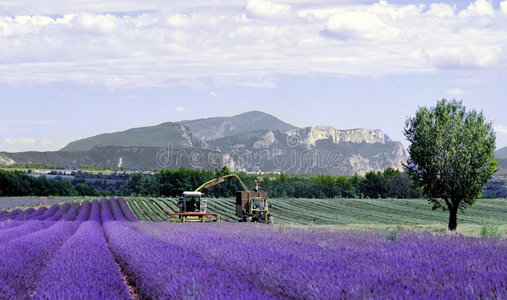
[1,111,408,176]
[286,126,385,147]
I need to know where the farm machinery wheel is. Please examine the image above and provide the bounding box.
[268,215,274,225]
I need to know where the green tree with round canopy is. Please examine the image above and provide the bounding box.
[404,99,497,231]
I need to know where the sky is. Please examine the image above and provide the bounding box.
[0,0,506,152]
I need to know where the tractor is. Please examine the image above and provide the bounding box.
[169,173,274,224]
[169,190,220,223]
[235,191,273,224]
[170,174,244,223]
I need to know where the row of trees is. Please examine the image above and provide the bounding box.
[0,170,103,197]
[4,165,505,201]
[1,167,424,199]
[482,180,507,198]
[125,167,424,198]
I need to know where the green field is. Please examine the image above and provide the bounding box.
[107,197,507,236]
[2,197,506,236]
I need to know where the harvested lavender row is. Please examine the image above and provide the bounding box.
[32,221,131,299]
[117,197,138,221]
[105,221,275,300]
[0,198,65,210]
[133,222,507,299]
[63,202,80,221]
[0,221,79,299]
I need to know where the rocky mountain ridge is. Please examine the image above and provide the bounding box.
[286,127,387,147]
[207,128,405,175]
[1,111,407,176]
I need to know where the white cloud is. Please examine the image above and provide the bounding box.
[501,1,507,15]
[175,106,191,112]
[423,46,502,70]
[460,0,494,17]
[0,1,506,87]
[445,88,465,95]
[246,0,291,18]
[4,138,36,145]
[426,3,456,18]
[494,125,507,134]
[323,10,399,41]
[72,13,119,34]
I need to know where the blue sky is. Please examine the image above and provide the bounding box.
[0,0,506,152]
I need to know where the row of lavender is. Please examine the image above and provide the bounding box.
[0,220,134,299]
[0,198,137,298]
[111,222,507,299]
[0,197,138,223]
[1,203,506,298]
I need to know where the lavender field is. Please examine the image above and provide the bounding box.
[0,197,505,299]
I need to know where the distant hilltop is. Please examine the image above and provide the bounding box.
[1,111,408,176]
[177,110,297,141]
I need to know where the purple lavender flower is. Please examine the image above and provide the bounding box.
[75,200,91,222]
[88,200,101,223]
[0,221,79,298]
[32,221,131,299]
[11,207,35,221]
[109,197,128,221]
[117,197,138,221]
[104,221,275,299]
[32,204,59,220]
[46,203,71,221]
[63,202,80,221]
[131,222,507,299]
[0,208,22,221]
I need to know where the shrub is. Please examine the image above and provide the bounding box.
[480,217,500,237]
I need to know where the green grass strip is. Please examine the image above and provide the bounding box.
[153,199,176,215]
[134,199,160,222]
[126,198,149,221]
[146,199,170,221]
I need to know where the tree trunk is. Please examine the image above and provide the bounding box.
[447,202,459,231]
